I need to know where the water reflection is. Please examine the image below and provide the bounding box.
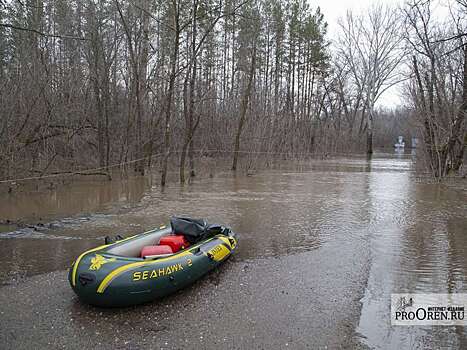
[357,158,467,349]
[0,176,151,222]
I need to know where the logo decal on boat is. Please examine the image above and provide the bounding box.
[89,254,116,271]
[207,244,230,262]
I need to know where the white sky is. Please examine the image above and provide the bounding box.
[311,0,454,108]
[312,0,405,36]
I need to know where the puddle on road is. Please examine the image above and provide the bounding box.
[0,153,466,348]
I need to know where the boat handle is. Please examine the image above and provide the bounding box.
[78,273,95,286]
[192,247,203,256]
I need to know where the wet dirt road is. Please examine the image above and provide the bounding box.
[0,153,466,349]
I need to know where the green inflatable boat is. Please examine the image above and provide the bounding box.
[69,217,237,307]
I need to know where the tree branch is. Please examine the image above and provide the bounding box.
[0,23,88,41]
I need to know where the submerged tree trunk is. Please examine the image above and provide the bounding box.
[232,46,256,171]
[449,44,467,174]
[366,109,374,156]
[161,0,180,186]
[135,0,149,175]
[189,138,195,177]
[180,0,198,184]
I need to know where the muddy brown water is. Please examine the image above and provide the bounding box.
[0,153,466,349]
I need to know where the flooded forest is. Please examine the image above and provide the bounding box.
[0,0,466,349]
[0,0,465,185]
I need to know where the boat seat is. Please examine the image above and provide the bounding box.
[141,245,173,258]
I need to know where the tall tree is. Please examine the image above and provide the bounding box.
[232,1,260,171]
[337,4,404,155]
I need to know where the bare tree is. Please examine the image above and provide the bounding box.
[232,44,256,171]
[160,0,181,186]
[404,0,466,177]
[337,4,405,155]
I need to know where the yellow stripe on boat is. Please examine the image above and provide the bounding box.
[96,250,193,294]
[71,244,109,286]
[116,234,138,243]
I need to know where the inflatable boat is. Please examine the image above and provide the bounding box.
[68,217,237,307]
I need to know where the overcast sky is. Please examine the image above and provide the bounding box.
[313,0,403,35]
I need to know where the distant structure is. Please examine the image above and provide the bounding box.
[394,136,405,149]
[411,137,419,148]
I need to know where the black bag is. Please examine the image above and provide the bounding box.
[170,217,223,244]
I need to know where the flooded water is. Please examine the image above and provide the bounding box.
[0,153,466,349]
